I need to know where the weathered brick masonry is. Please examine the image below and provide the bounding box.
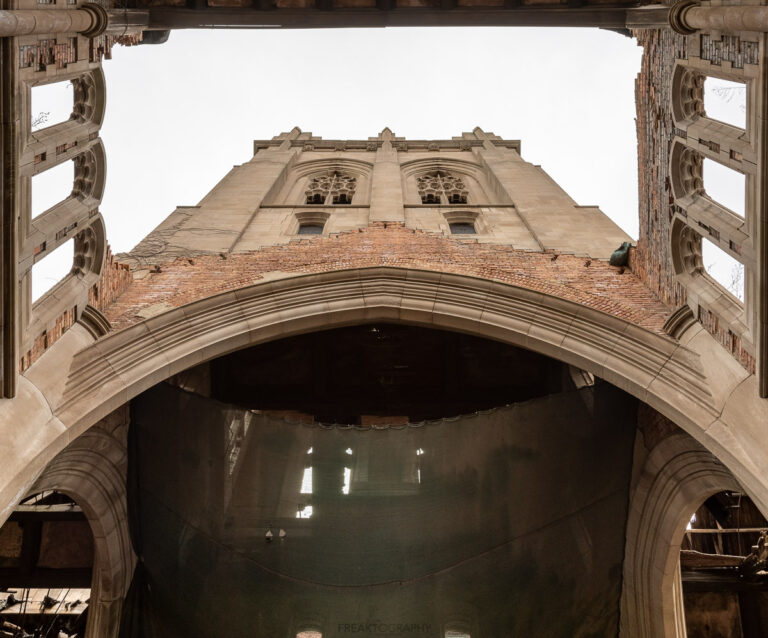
[20,246,132,372]
[632,29,755,373]
[104,222,671,333]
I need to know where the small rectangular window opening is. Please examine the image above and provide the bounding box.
[704,77,747,129]
[702,237,744,302]
[332,193,350,205]
[300,467,313,494]
[422,194,440,204]
[298,224,323,236]
[31,81,73,132]
[342,467,351,494]
[450,222,476,235]
[306,194,324,204]
[32,160,73,219]
[703,158,745,218]
[32,238,73,302]
[297,632,322,638]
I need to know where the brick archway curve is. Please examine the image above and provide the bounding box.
[3,266,767,527]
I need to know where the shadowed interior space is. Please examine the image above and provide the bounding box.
[120,324,639,638]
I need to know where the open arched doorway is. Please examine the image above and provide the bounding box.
[120,322,639,637]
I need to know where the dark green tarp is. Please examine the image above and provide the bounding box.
[121,382,635,638]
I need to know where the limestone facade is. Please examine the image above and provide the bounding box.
[1,0,768,635]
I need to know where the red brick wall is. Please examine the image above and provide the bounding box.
[19,306,77,373]
[20,245,133,372]
[89,245,134,314]
[104,222,671,333]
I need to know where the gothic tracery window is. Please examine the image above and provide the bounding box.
[304,172,356,205]
[417,171,469,205]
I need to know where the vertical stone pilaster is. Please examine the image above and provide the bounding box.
[369,127,404,223]
[475,128,631,259]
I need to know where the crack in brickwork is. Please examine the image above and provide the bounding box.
[104,222,671,334]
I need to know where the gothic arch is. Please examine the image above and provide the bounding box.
[268,157,373,206]
[620,433,741,637]
[25,409,134,638]
[400,158,495,205]
[3,266,768,535]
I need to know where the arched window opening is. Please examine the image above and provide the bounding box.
[702,237,744,302]
[417,171,468,205]
[681,491,768,637]
[449,222,476,235]
[305,172,356,205]
[32,160,73,219]
[298,223,324,236]
[0,491,92,638]
[31,81,74,132]
[704,77,747,130]
[703,158,745,218]
[31,238,74,303]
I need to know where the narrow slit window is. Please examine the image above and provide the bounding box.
[32,160,73,219]
[298,223,323,236]
[450,222,476,235]
[703,159,745,218]
[31,238,73,302]
[31,81,73,132]
[704,77,747,129]
[342,467,351,495]
[702,238,744,302]
[300,467,313,494]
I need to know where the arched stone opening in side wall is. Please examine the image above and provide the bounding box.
[0,408,134,638]
[680,491,768,637]
[0,490,93,638]
[619,431,762,638]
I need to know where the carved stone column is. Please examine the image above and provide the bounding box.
[0,3,108,37]
[671,0,768,34]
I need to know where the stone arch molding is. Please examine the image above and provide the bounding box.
[3,266,768,526]
[620,433,741,638]
[25,410,134,638]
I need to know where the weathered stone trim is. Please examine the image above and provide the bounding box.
[620,433,740,637]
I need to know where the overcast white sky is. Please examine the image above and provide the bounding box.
[30,27,747,300]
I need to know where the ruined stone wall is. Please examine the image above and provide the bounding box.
[89,245,134,314]
[632,28,687,310]
[632,29,754,373]
[19,245,132,372]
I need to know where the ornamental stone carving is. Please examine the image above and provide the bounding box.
[670,143,705,201]
[74,225,98,275]
[72,73,97,123]
[417,171,469,204]
[676,223,703,276]
[305,171,356,205]
[677,68,705,122]
[73,149,97,200]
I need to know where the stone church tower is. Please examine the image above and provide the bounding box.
[2,125,767,637]
[2,0,768,635]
